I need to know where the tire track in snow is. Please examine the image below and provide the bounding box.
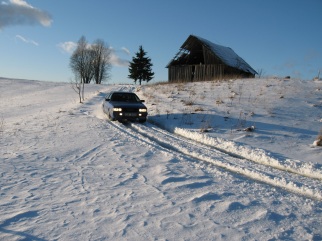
[106,120,322,201]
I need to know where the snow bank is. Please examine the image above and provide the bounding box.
[175,128,322,180]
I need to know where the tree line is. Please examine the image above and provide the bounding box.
[70,36,154,85]
[70,36,154,102]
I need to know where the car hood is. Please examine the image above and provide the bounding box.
[110,101,146,108]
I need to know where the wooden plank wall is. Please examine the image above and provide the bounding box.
[168,64,224,82]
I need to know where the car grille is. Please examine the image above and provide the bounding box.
[123,108,138,112]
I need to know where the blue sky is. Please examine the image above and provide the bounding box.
[0,0,321,83]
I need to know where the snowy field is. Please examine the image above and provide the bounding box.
[0,77,321,240]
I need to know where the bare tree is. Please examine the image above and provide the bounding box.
[70,36,86,100]
[70,76,83,103]
[69,36,94,100]
[70,36,112,100]
[92,39,111,84]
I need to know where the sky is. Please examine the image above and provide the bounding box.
[0,0,321,84]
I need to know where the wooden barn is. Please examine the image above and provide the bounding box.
[167,35,257,82]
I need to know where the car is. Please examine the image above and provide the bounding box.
[102,91,148,123]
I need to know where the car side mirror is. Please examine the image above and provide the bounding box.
[141,100,145,103]
[105,98,110,101]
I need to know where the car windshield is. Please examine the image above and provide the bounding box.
[110,93,140,102]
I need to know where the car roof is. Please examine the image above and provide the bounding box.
[109,91,136,95]
[106,91,141,102]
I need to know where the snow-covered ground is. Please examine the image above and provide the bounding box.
[0,77,321,240]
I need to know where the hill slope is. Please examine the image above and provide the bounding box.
[0,77,321,240]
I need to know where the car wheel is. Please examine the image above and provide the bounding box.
[139,118,146,123]
[108,111,116,121]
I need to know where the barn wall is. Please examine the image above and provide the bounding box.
[168,64,255,82]
[168,64,224,82]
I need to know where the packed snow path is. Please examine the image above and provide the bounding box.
[108,121,322,201]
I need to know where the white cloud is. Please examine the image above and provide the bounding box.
[121,47,130,55]
[57,41,77,54]
[15,34,38,46]
[10,0,33,8]
[0,0,52,29]
[109,47,130,67]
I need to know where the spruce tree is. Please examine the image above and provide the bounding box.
[128,46,154,85]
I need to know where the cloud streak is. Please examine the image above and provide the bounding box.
[16,34,38,46]
[121,47,130,55]
[0,0,52,29]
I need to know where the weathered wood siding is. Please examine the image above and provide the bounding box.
[168,64,224,82]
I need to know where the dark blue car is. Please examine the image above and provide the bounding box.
[102,91,148,123]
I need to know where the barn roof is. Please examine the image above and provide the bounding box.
[167,35,257,76]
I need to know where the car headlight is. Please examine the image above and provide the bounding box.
[113,108,122,112]
[139,109,147,112]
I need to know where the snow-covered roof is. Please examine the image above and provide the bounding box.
[193,35,257,75]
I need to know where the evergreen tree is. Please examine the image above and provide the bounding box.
[128,46,154,85]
